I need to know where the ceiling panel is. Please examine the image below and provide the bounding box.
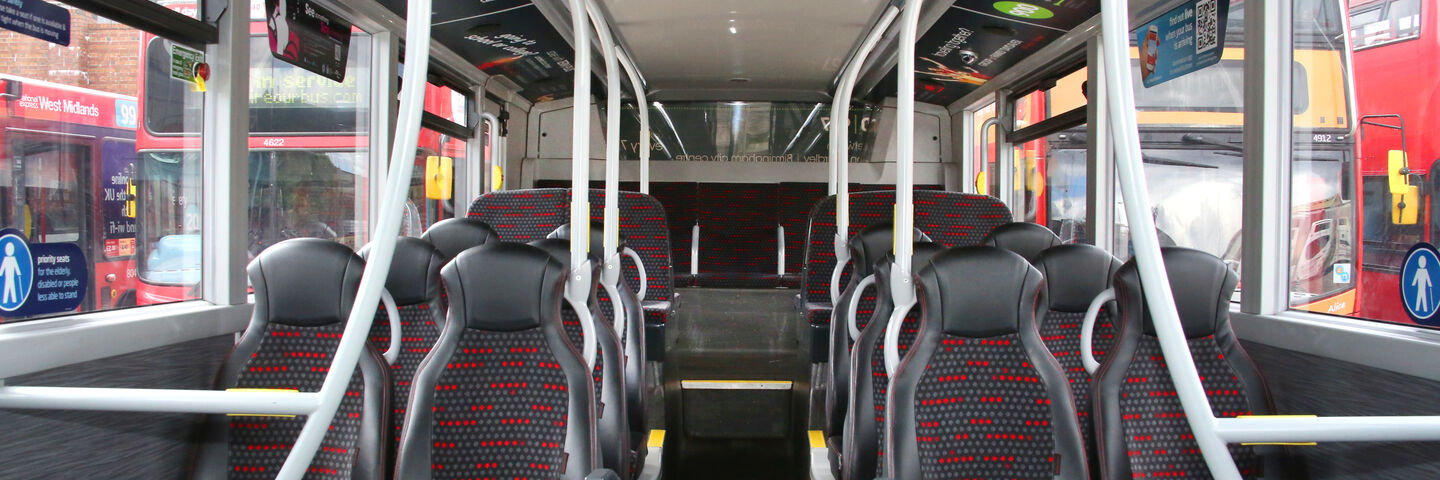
[603,0,888,97]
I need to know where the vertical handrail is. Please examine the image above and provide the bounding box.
[586,0,627,348]
[978,117,1000,195]
[568,0,597,369]
[832,4,900,304]
[480,111,501,195]
[690,224,700,276]
[882,0,922,377]
[274,0,433,476]
[1095,0,1241,476]
[617,50,651,194]
[777,225,786,276]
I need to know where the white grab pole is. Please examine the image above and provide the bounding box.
[586,0,627,332]
[1095,0,1242,475]
[275,0,433,476]
[567,0,597,369]
[833,5,899,305]
[617,50,651,194]
[883,0,922,379]
[0,387,319,415]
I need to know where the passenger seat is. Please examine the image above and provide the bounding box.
[530,235,632,476]
[394,242,602,479]
[193,238,389,480]
[419,217,499,260]
[981,221,1062,262]
[1032,244,1121,472]
[841,242,947,480]
[1094,247,1290,479]
[359,237,446,454]
[886,246,1088,478]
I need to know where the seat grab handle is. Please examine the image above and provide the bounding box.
[381,289,401,365]
[1081,288,1115,375]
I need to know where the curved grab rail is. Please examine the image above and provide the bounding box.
[1080,288,1114,375]
[846,274,876,342]
[380,289,402,365]
[600,278,626,338]
[881,293,917,376]
[568,259,600,369]
[622,246,648,302]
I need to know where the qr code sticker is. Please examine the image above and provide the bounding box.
[1195,0,1219,54]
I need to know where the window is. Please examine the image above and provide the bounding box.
[1350,0,1423,49]
[972,103,998,196]
[404,127,464,234]
[1300,0,1432,325]
[615,102,879,163]
[135,1,373,306]
[1113,2,1249,302]
[0,6,204,320]
[1010,69,1087,242]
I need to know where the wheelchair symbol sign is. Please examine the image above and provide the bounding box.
[1402,243,1440,325]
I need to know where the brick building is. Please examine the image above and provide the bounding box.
[0,6,141,97]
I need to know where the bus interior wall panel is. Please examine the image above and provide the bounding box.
[1243,341,1440,478]
[0,335,234,478]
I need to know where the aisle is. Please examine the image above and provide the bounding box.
[660,288,811,479]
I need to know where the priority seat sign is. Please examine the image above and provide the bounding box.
[0,229,87,319]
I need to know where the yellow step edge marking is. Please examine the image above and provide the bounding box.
[225,388,300,417]
[808,430,826,449]
[648,430,666,448]
[1236,415,1318,446]
[680,380,793,390]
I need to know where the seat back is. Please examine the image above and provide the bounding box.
[1095,247,1282,479]
[360,237,446,447]
[1031,243,1121,466]
[196,238,388,480]
[395,242,597,479]
[467,188,674,315]
[419,217,499,260]
[841,242,947,480]
[887,246,1087,479]
[800,191,1011,364]
[548,223,650,461]
[825,222,929,439]
[530,236,632,475]
[982,222,1062,262]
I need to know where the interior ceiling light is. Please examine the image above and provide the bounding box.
[729,77,751,83]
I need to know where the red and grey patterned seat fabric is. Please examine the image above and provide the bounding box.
[800,190,1010,362]
[528,236,632,475]
[395,242,599,480]
[886,247,1089,479]
[841,243,945,480]
[195,239,389,480]
[361,237,447,447]
[778,183,829,287]
[467,188,675,337]
[693,183,781,287]
[1094,247,1287,480]
[824,223,930,447]
[1031,244,1122,468]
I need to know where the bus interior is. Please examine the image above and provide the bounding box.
[0,0,1438,479]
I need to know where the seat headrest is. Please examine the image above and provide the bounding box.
[875,242,951,281]
[548,222,616,256]
[916,246,1043,338]
[1034,244,1121,311]
[248,238,364,327]
[441,242,567,332]
[358,237,444,306]
[1114,247,1237,338]
[849,222,932,278]
[420,218,499,260]
[982,222,1062,263]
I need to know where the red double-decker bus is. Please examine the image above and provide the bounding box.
[1348,0,1434,323]
[134,2,466,304]
[0,73,140,315]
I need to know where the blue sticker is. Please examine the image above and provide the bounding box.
[0,229,87,319]
[114,98,138,129]
[0,0,71,47]
[0,232,33,312]
[1402,243,1440,325]
[1133,0,1228,88]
